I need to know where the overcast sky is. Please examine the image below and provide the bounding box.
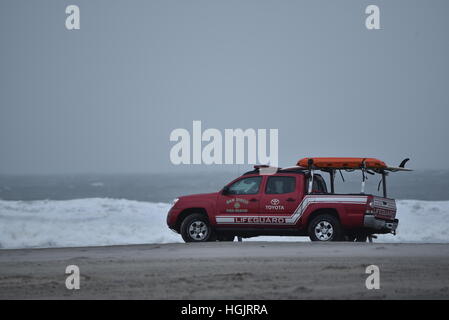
[1,0,448,174]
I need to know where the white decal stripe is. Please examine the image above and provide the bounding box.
[216,217,235,223]
[216,195,368,225]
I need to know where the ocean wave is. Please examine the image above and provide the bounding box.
[0,198,448,249]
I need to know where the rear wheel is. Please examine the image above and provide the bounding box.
[180,214,213,242]
[308,214,343,242]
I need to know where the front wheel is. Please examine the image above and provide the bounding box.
[180,214,213,242]
[308,214,343,242]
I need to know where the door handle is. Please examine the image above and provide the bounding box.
[286,198,295,202]
[249,198,258,202]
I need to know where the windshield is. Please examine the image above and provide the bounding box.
[227,176,262,195]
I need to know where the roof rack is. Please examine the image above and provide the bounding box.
[242,157,411,198]
[242,165,279,176]
[243,165,307,176]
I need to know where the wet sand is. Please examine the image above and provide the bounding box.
[0,242,448,299]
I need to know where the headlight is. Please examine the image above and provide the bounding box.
[172,198,179,206]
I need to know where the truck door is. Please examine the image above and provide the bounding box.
[260,175,301,216]
[216,176,263,218]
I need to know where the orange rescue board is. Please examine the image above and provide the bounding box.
[297,157,387,169]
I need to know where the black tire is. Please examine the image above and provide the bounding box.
[180,213,213,243]
[308,214,343,242]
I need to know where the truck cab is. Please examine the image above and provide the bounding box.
[167,157,410,242]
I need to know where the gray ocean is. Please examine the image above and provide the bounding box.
[0,170,448,202]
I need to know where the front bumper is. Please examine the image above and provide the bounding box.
[363,216,398,234]
[166,207,180,231]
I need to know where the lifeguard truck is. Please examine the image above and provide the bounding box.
[166,157,411,242]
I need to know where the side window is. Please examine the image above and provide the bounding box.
[265,176,296,194]
[227,176,262,195]
[311,175,328,193]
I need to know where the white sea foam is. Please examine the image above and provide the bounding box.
[0,198,448,249]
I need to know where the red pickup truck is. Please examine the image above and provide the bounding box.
[167,157,410,242]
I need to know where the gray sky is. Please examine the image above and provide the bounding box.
[1,0,448,174]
